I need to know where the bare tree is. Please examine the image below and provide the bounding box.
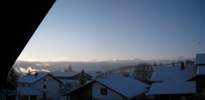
[64,65,73,72]
[133,63,153,83]
[68,65,73,72]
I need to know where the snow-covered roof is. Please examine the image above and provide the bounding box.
[151,64,195,82]
[147,81,196,95]
[197,66,205,75]
[17,72,62,84]
[196,53,205,65]
[17,73,48,84]
[17,87,41,95]
[85,71,103,79]
[51,71,78,78]
[96,74,148,98]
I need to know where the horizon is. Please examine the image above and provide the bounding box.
[14,56,195,73]
[17,0,205,62]
[16,56,194,63]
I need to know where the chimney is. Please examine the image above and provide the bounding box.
[34,72,38,77]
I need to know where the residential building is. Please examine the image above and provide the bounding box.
[17,72,62,100]
[64,73,148,100]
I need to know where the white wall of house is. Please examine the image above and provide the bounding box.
[92,82,127,100]
[33,75,62,99]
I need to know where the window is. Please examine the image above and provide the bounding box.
[100,87,107,95]
[43,85,47,89]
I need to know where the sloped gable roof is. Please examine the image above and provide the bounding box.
[151,64,195,82]
[18,73,47,84]
[96,74,148,98]
[18,73,62,84]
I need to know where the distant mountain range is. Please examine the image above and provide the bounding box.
[13,57,194,73]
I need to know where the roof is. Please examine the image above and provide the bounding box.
[151,64,195,82]
[17,73,62,84]
[85,71,103,79]
[17,87,41,95]
[196,53,205,65]
[197,66,205,75]
[147,81,196,95]
[51,71,78,78]
[95,74,148,98]
[18,73,47,84]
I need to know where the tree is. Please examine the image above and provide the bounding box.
[68,65,73,72]
[64,65,73,72]
[185,59,194,65]
[133,63,153,83]
[79,70,87,85]
[0,68,19,100]
[7,68,18,89]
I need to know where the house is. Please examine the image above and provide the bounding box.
[148,63,197,100]
[64,73,148,100]
[52,70,94,91]
[16,87,41,100]
[195,53,205,66]
[64,81,94,100]
[52,70,101,96]
[92,74,148,100]
[150,63,195,83]
[51,71,80,88]
[147,82,196,100]
[17,72,63,100]
[189,53,205,99]
[51,70,99,84]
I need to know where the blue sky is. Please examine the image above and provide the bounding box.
[18,0,205,61]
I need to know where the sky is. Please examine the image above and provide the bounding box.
[17,0,205,62]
